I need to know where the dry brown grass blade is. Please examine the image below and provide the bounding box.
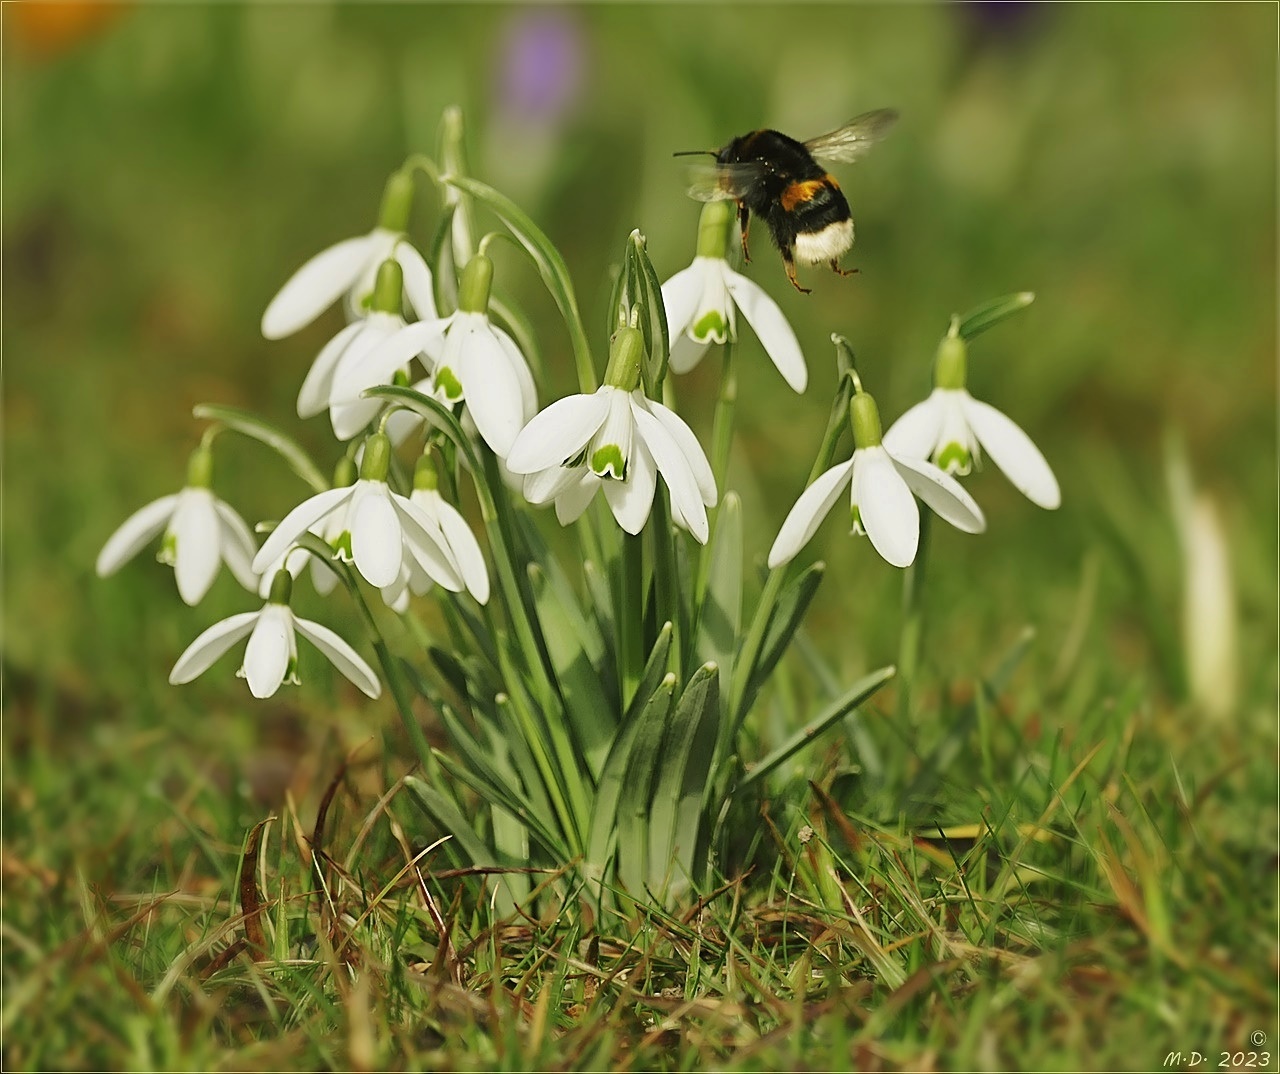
[239,817,275,960]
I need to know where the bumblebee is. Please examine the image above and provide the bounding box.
[678,109,899,293]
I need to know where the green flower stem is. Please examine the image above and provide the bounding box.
[725,371,856,742]
[620,532,646,710]
[897,506,931,723]
[439,105,477,263]
[651,491,683,685]
[695,339,738,610]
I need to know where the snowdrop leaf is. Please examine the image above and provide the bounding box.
[649,663,720,895]
[737,664,895,790]
[193,404,328,493]
[956,291,1034,342]
[699,492,742,680]
[403,775,522,870]
[444,175,595,392]
[615,674,677,896]
[741,562,825,715]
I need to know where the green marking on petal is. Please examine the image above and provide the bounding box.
[851,504,863,533]
[936,442,972,474]
[158,531,178,566]
[436,366,463,400]
[692,310,728,342]
[590,444,626,479]
[333,530,354,561]
[285,656,301,688]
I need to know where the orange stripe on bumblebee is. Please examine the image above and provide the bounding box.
[780,174,840,212]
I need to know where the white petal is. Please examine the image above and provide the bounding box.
[430,495,490,604]
[722,268,807,392]
[669,330,713,375]
[456,323,528,456]
[603,440,657,535]
[493,325,538,423]
[352,320,448,395]
[523,464,584,505]
[262,234,377,340]
[310,552,341,595]
[766,459,854,568]
[882,393,945,459]
[328,316,402,440]
[252,485,356,576]
[393,495,464,592]
[169,610,261,685]
[961,395,1061,509]
[394,242,438,322]
[661,261,705,340]
[171,489,223,606]
[506,391,610,474]
[294,616,382,698]
[96,494,178,577]
[297,321,366,419]
[554,472,600,526]
[242,605,294,698]
[642,398,717,506]
[349,483,403,588]
[857,449,919,568]
[890,453,987,534]
[214,500,260,592]
[631,400,708,543]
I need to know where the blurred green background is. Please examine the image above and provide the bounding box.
[4,2,1275,872]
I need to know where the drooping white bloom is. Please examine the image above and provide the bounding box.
[261,169,435,340]
[661,255,808,392]
[353,309,536,458]
[97,481,258,606]
[169,596,380,700]
[883,387,1061,509]
[252,476,465,595]
[768,390,986,571]
[506,381,717,543]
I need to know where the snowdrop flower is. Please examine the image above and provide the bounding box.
[170,569,380,700]
[255,457,358,599]
[301,259,432,441]
[251,433,467,596]
[506,326,717,542]
[261,170,436,340]
[883,331,1060,509]
[661,200,807,392]
[96,444,258,605]
[769,387,985,570]
[352,254,536,457]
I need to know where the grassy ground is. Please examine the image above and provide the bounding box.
[4,4,1277,1070]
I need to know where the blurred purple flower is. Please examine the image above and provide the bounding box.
[496,9,585,128]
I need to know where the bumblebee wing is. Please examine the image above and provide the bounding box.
[804,109,900,164]
[685,161,769,202]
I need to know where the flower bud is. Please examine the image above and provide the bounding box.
[377,169,414,233]
[850,391,883,449]
[413,453,440,492]
[370,259,404,315]
[458,254,494,314]
[603,326,644,391]
[359,432,392,481]
[186,445,214,490]
[935,332,968,390]
[266,568,294,606]
[695,199,735,260]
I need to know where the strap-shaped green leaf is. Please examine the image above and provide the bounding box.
[192,403,327,493]
[737,664,895,790]
[403,775,515,868]
[647,663,721,895]
[444,174,596,393]
[528,563,616,776]
[614,674,677,896]
[738,562,826,718]
[584,624,673,874]
[957,292,1034,341]
[698,492,743,682]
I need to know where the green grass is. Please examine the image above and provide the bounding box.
[4,3,1277,1070]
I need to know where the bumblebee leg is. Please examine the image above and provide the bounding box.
[829,258,859,278]
[737,202,752,263]
[784,257,811,295]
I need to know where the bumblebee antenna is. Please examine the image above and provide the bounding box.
[672,149,717,158]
